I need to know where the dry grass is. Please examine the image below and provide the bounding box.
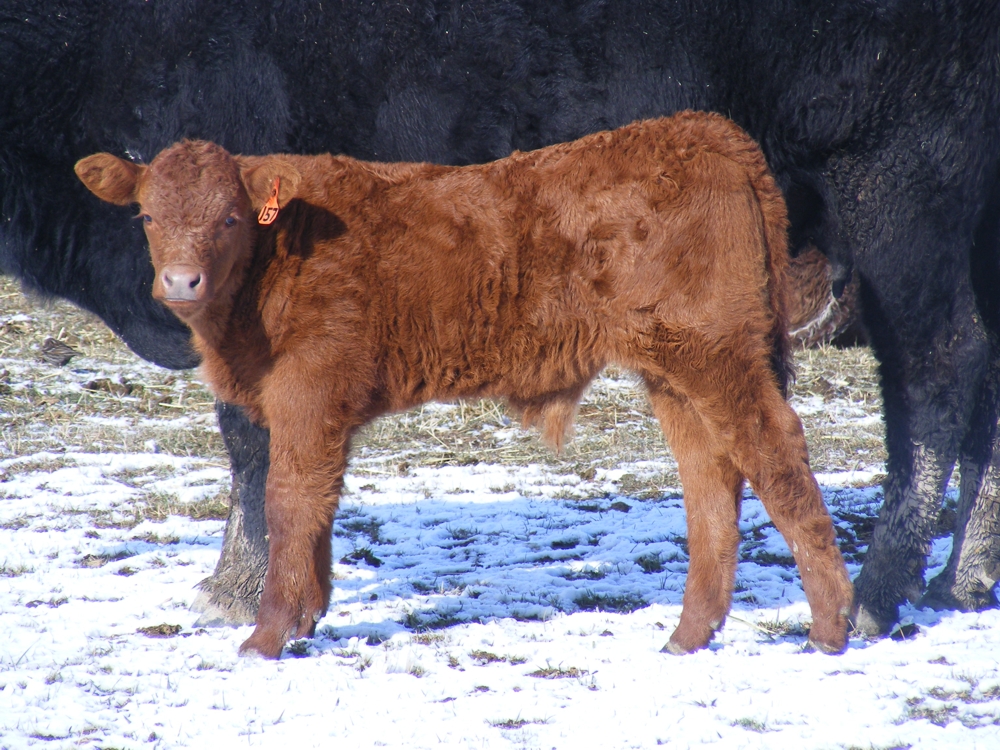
[0,275,886,498]
[0,277,224,462]
[791,344,886,475]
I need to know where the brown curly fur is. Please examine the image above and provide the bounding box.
[76,112,850,659]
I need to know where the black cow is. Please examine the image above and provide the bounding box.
[3,0,999,639]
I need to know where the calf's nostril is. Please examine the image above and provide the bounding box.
[160,268,204,301]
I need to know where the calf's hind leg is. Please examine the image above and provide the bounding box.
[647,353,852,653]
[644,380,745,653]
[736,394,852,653]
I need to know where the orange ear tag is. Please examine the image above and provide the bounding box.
[257,177,281,225]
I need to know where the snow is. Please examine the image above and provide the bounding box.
[3,452,1000,749]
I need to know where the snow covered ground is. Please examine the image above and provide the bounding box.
[3,450,1000,750]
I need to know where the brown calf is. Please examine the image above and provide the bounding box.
[76,112,851,658]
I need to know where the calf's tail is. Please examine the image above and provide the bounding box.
[752,158,794,397]
[727,126,794,397]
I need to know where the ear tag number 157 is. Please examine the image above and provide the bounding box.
[258,178,280,225]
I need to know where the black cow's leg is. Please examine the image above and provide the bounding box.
[191,401,270,625]
[923,357,1000,611]
[921,455,1000,611]
[844,185,991,634]
[925,203,1000,612]
[852,271,989,636]
[852,443,955,635]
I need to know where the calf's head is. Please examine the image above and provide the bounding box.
[75,140,299,320]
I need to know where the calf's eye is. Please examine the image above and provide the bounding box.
[225,216,237,227]
[142,214,152,224]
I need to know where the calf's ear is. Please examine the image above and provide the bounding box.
[74,154,144,206]
[236,157,302,211]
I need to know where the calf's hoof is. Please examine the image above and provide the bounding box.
[806,628,847,655]
[662,619,718,654]
[237,606,323,658]
[239,627,288,659]
[661,639,697,655]
[805,605,850,654]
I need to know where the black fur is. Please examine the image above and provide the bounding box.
[3,0,999,634]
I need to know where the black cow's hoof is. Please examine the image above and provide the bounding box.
[850,601,898,638]
[191,584,259,627]
[921,575,998,613]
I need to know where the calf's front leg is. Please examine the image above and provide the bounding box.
[239,419,349,659]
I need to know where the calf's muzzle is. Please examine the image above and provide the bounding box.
[159,265,206,303]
